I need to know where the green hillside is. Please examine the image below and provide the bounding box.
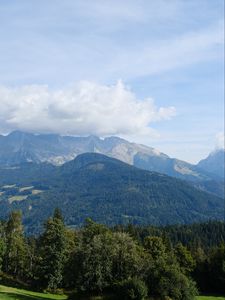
[0,285,67,300]
[0,153,223,234]
[196,297,225,300]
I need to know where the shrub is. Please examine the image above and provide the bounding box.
[115,277,148,300]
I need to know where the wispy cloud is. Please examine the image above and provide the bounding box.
[0,1,223,84]
[0,81,176,137]
[107,20,224,80]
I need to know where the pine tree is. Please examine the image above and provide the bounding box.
[0,221,6,273]
[4,211,26,278]
[38,208,67,290]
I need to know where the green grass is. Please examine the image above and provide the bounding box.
[0,285,67,300]
[196,297,225,300]
[0,285,224,300]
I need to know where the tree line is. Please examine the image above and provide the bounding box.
[0,209,224,300]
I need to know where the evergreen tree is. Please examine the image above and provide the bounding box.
[207,243,225,293]
[38,208,66,290]
[0,221,6,273]
[4,211,26,278]
[63,228,78,288]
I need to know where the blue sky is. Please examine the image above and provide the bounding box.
[0,0,224,163]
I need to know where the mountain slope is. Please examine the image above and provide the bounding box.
[0,131,223,198]
[0,153,223,234]
[197,149,225,179]
[0,131,218,180]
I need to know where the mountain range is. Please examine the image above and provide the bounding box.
[0,131,224,197]
[0,153,223,234]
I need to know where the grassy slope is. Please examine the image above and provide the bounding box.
[196,297,225,300]
[0,285,224,300]
[0,285,67,300]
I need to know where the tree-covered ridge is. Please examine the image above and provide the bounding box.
[0,210,224,300]
[0,153,223,235]
[117,221,225,250]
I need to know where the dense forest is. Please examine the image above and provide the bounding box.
[0,154,224,235]
[0,210,224,300]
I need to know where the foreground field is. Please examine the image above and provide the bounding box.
[196,297,225,300]
[0,285,225,300]
[0,285,67,300]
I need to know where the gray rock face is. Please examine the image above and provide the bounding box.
[0,131,223,191]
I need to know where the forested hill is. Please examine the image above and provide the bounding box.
[1,131,224,198]
[0,153,223,234]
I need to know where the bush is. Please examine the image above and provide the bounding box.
[157,267,198,300]
[115,277,148,300]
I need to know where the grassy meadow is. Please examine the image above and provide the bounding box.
[196,297,225,300]
[0,285,67,300]
[0,285,225,300]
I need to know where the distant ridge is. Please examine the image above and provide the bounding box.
[0,131,224,197]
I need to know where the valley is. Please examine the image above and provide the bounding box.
[0,1,224,299]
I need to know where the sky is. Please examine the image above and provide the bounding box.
[0,0,224,163]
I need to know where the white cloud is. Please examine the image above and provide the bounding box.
[0,81,176,138]
[215,132,225,149]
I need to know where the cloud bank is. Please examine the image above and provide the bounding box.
[0,81,176,138]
